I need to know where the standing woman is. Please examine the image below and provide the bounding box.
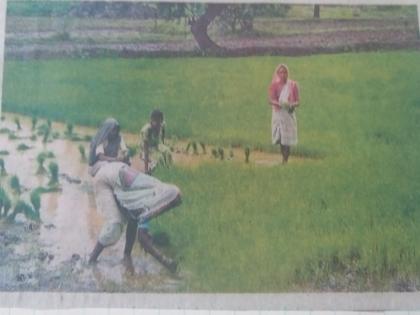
[268,64,300,164]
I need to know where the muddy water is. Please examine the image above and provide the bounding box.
[0,112,313,291]
[0,114,182,292]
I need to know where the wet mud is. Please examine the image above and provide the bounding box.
[0,112,311,292]
[0,114,182,292]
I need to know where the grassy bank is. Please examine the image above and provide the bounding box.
[3,51,420,291]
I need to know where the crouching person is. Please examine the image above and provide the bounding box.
[88,118,181,272]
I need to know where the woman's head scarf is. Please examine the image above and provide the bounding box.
[89,118,121,166]
[271,64,289,84]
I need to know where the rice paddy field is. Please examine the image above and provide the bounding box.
[2,51,420,292]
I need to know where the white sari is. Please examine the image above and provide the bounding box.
[272,80,298,146]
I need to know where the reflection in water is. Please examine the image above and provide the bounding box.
[0,114,181,292]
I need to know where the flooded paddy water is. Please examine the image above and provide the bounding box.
[0,114,182,292]
[0,112,306,292]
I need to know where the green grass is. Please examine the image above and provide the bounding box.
[3,51,420,291]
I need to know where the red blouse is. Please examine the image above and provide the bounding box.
[268,79,300,105]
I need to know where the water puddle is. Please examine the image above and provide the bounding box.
[0,113,182,291]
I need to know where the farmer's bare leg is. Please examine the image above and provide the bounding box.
[89,222,124,264]
[122,221,136,273]
[90,165,125,263]
[89,242,105,264]
[124,217,137,257]
[280,144,290,164]
[138,227,177,273]
[136,184,181,272]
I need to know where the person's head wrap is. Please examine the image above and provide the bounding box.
[150,109,164,122]
[89,118,121,166]
[271,64,289,84]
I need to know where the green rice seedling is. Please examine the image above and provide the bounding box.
[14,117,21,130]
[42,127,50,143]
[8,133,19,140]
[199,142,207,154]
[83,135,92,142]
[186,141,203,155]
[9,175,21,195]
[31,117,38,130]
[0,158,7,176]
[218,147,224,160]
[157,151,173,169]
[78,144,87,162]
[52,131,60,139]
[17,143,31,151]
[30,190,41,220]
[36,123,48,135]
[0,150,9,156]
[185,141,191,154]
[65,122,74,137]
[8,200,39,222]
[47,119,52,129]
[229,146,234,160]
[29,134,37,141]
[192,142,198,155]
[0,128,10,134]
[245,147,250,163]
[211,148,219,159]
[36,153,47,175]
[0,116,4,121]
[48,162,59,187]
[45,151,55,158]
[0,187,12,217]
[70,134,83,141]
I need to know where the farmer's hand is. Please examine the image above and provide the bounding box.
[280,100,290,108]
[288,106,295,114]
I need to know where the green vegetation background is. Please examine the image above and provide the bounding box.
[3,51,420,291]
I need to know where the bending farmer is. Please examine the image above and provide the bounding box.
[88,118,181,272]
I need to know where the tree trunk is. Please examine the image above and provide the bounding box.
[190,3,227,53]
[314,5,320,19]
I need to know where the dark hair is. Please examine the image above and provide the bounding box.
[150,109,164,122]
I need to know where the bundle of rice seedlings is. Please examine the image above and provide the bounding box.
[48,162,59,187]
[31,117,38,131]
[14,117,21,131]
[8,133,19,140]
[245,147,251,163]
[218,147,225,160]
[9,175,21,195]
[0,158,7,176]
[78,145,87,162]
[30,190,41,219]
[8,200,39,222]
[17,143,31,151]
[0,187,12,217]
[65,122,74,137]
[127,145,137,159]
[36,153,47,175]
[229,146,234,160]
[199,142,207,154]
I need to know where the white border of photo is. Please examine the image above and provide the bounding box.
[0,0,420,311]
